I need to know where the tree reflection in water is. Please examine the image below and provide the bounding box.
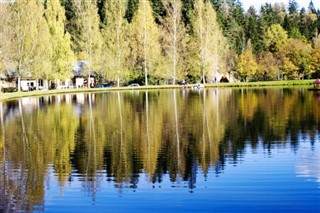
[0,88,319,211]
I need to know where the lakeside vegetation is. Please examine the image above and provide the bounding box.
[0,79,314,102]
[0,0,320,91]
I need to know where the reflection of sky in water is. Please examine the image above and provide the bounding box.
[295,133,320,186]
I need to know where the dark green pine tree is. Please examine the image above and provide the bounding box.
[215,0,245,54]
[283,14,293,33]
[259,3,281,29]
[97,0,107,25]
[150,0,166,24]
[210,0,224,26]
[283,0,301,39]
[231,0,245,53]
[308,0,317,14]
[181,0,194,26]
[288,0,299,15]
[244,6,262,53]
[60,0,75,21]
[298,6,318,41]
[125,0,138,23]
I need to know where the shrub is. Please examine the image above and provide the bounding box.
[1,87,17,93]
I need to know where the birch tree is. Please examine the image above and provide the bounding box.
[130,0,162,86]
[103,0,130,87]
[45,0,75,88]
[9,0,52,91]
[161,0,188,84]
[31,16,53,88]
[190,0,226,84]
[71,0,103,85]
[0,2,12,76]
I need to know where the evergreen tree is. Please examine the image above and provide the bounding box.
[308,0,317,14]
[181,0,194,26]
[130,0,162,85]
[60,0,76,22]
[220,0,245,54]
[259,3,284,32]
[289,0,299,15]
[264,24,288,52]
[244,6,261,53]
[298,7,318,41]
[97,0,107,24]
[231,0,245,53]
[125,0,139,23]
[150,0,166,24]
[209,0,224,25]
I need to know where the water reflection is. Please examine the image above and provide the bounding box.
[295,139,320,184]
[0,88,319,212]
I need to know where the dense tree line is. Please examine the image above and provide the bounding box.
[0,0,320,89]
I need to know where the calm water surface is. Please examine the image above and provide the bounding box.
[0,88,319,213]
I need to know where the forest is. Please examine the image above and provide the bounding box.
[0,0,320,88]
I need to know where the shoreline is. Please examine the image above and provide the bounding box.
[0,80,314,102]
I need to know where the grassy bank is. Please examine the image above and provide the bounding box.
[0,79,314,102]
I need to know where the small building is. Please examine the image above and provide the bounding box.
[72,61,97,88]
[0,72,17,92]
[20,78,37,91]
[313,78,320,88]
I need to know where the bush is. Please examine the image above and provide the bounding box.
[1,87,17,93]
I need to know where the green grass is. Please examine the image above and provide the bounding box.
[0,80,314,102]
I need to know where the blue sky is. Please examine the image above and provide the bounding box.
[241,0,320,11]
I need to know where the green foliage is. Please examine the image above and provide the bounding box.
[129,0,162,85]
[257,51,278,80]
[46,0,75,82]
[1,0,320,86]
[9,0,52,90]
[69,0,103,73]
[244,6,261,53]
[102,0,130,86]
[161,0,188,84]
[236,41,258,82]
[125,0,138,23]
[264,24,288,52]
[311,43,320,77]
[279,39,312,79]
[218,0,245,54]
[181,0,194,26]
[150,0,166,24]
[289,0,299,14]
[0,3,12,73]
[190,0,226,82]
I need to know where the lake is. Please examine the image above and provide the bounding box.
[0,88,319,213]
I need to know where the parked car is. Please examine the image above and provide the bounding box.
[96,83,112,88]
[128,83,140,87]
